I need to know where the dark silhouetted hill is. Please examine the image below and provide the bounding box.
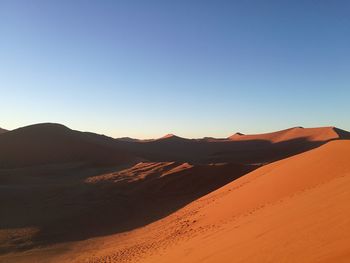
[0,123,136,168]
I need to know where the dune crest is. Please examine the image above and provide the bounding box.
[156,134,187,141]
[117,126,349,164]
[228,126,344,142]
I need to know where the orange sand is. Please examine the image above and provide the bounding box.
[2,140,349,263]
[228,126,341,142]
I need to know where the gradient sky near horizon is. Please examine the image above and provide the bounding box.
[0,1,349,139]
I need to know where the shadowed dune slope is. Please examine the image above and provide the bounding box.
[0,161,256,253]
[0,123,135,168]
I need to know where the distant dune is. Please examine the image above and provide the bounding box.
[117,126,349,164]
[0,127,8,134]
[228,126,345,142]
[156,133,187,141]
[0,123,135,168]
[116,137,142,142]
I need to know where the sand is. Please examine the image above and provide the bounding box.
[0,160,255,256]
[2,139,349,263]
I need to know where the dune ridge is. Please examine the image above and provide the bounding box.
[117,126,348,164]
[228,126,344,142]
[4,123,343,168]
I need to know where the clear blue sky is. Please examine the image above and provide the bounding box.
[0,1,349,138]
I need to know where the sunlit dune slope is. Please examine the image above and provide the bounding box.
[134,140,350,263]
[73,140,350,263]
[0,123,135,168]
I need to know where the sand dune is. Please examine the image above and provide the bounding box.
[0,123,135,168]
[117,126,348,164]
[0,160,255,255]
[135,140,350,263]
[4,124,344,169]
[116,137,143,142]
[0,128,7,134]
[156,134,188,141]
[1,124,350,263]
[228,126,345,142]
[1,139,350,262]
[45,139,349,263]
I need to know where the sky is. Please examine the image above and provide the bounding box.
[0,0,349,139]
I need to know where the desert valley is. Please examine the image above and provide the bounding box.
[0,123,350,262]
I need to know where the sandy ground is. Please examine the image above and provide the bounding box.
[2,140,349,263]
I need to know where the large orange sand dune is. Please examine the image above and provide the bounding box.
[3,140,349,263]
[136,139,350,263]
